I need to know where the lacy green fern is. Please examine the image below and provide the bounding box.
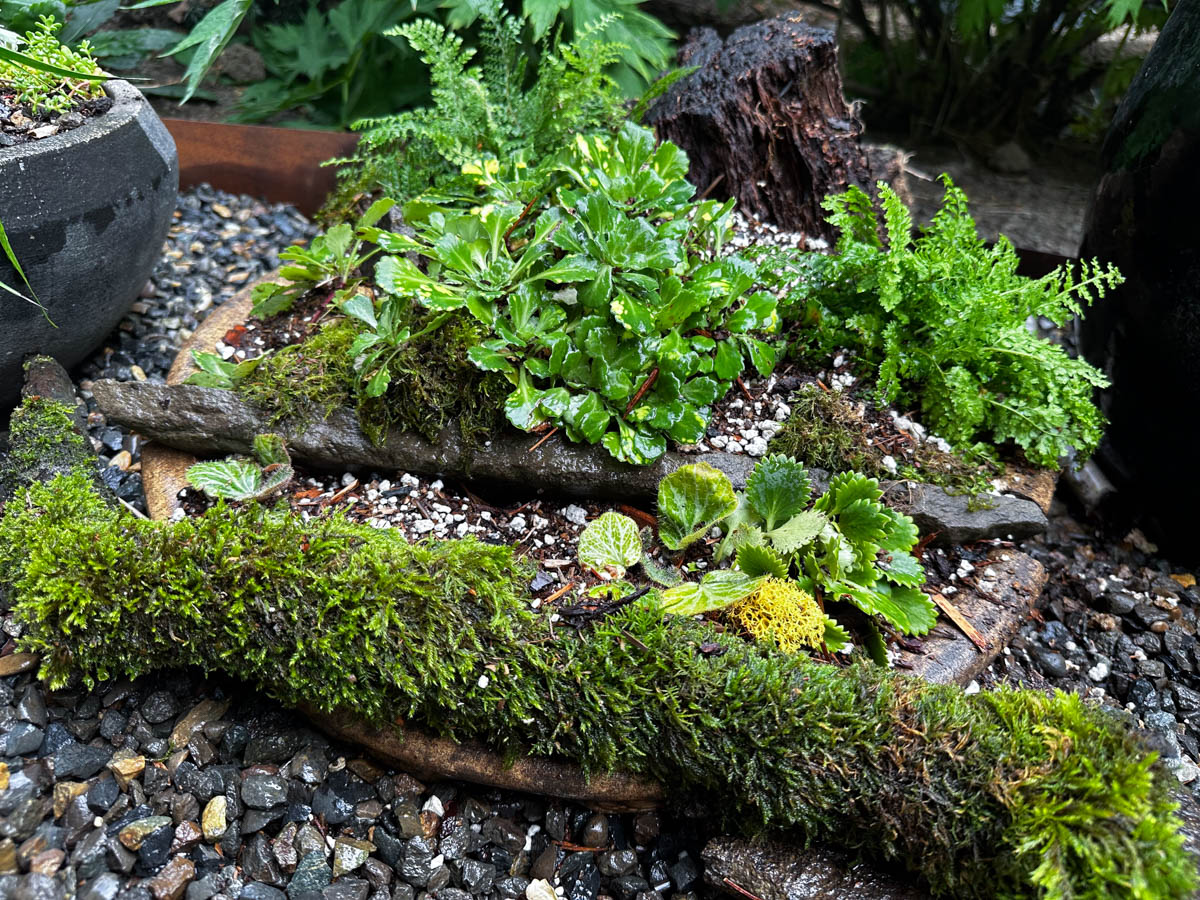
[326,0,626,209]
[793,176,1119,468]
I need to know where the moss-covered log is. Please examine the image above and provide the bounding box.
[0,405,1194,899]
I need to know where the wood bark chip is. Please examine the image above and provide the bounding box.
[930,593,990,652]
[645,14,875,240]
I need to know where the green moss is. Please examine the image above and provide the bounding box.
[237,314,507,450]
[0,472,1193,898]
[768,384,997,500]
[0,396,96,503]
[236,319,359,426]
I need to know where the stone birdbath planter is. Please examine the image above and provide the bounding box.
[0,80,178,413]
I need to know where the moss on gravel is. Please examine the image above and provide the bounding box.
[0,397,1194,900]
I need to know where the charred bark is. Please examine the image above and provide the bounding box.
[645,15,874,240]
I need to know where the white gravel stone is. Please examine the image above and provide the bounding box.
[563,504,588,526]
[509,515,528,533]
[412,519,435,534]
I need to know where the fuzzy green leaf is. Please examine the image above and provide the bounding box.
[186,459,259,500]
[577,511,642,578]
[765,510,827,555]
[660,571,765,616]
[657,462,737,551]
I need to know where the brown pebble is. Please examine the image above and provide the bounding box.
[1150,620,1170,634]
[0,653,39,676]
[170,821,203,854]
[52,782,89,818]
[148,855,196,900]
[29,849,64,875]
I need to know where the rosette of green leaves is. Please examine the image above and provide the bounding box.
[356,122,780,464]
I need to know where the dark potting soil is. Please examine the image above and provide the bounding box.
[0,92,112,147]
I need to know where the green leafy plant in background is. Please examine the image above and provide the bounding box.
[0,0,186,76]
[232,0,439,127]
[325,0,628,210]
[442,0,673,95]
[185,433,294,501]
[136,0,669,130]
[791,177,1119,468]
[837,0,1168,141]
[348,122,779,464]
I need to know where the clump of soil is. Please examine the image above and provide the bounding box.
[0,92,112,147]
[768,378,997,497]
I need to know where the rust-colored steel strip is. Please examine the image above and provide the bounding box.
[162,119,359,216]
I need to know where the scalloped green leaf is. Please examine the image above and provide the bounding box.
[577,512,642,578]
[836,499,891,546]
[766,510,828,555]
[878,550,926,587]
[823,615,851,652]
[660,571,766,616]
[745,454,812,530]
[879,508,920,554]
[657,462,738,551]
[735,543,788,579]
[252,434,290,467]
[815,471,884,515]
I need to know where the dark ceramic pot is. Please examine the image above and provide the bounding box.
[0,79,178,413]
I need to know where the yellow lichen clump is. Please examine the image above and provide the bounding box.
[727,577,823,652]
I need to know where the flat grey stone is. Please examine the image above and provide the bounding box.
[94,381,1046,542]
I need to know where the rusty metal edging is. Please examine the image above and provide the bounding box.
[161,119,359,217]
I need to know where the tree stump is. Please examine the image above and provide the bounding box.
[645,14,873,241]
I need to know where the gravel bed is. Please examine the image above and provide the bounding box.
[986,504,1200,793]
[74,185,319,513]
[0,670,711,900]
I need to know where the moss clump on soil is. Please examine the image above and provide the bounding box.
[0,396,96,503]
[238,313,507,450]
[0,406,1193,900]
[769,383,997,499]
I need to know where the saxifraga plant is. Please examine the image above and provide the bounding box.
[0,398,1194,900]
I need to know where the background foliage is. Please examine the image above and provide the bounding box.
[837,0,1168,140]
